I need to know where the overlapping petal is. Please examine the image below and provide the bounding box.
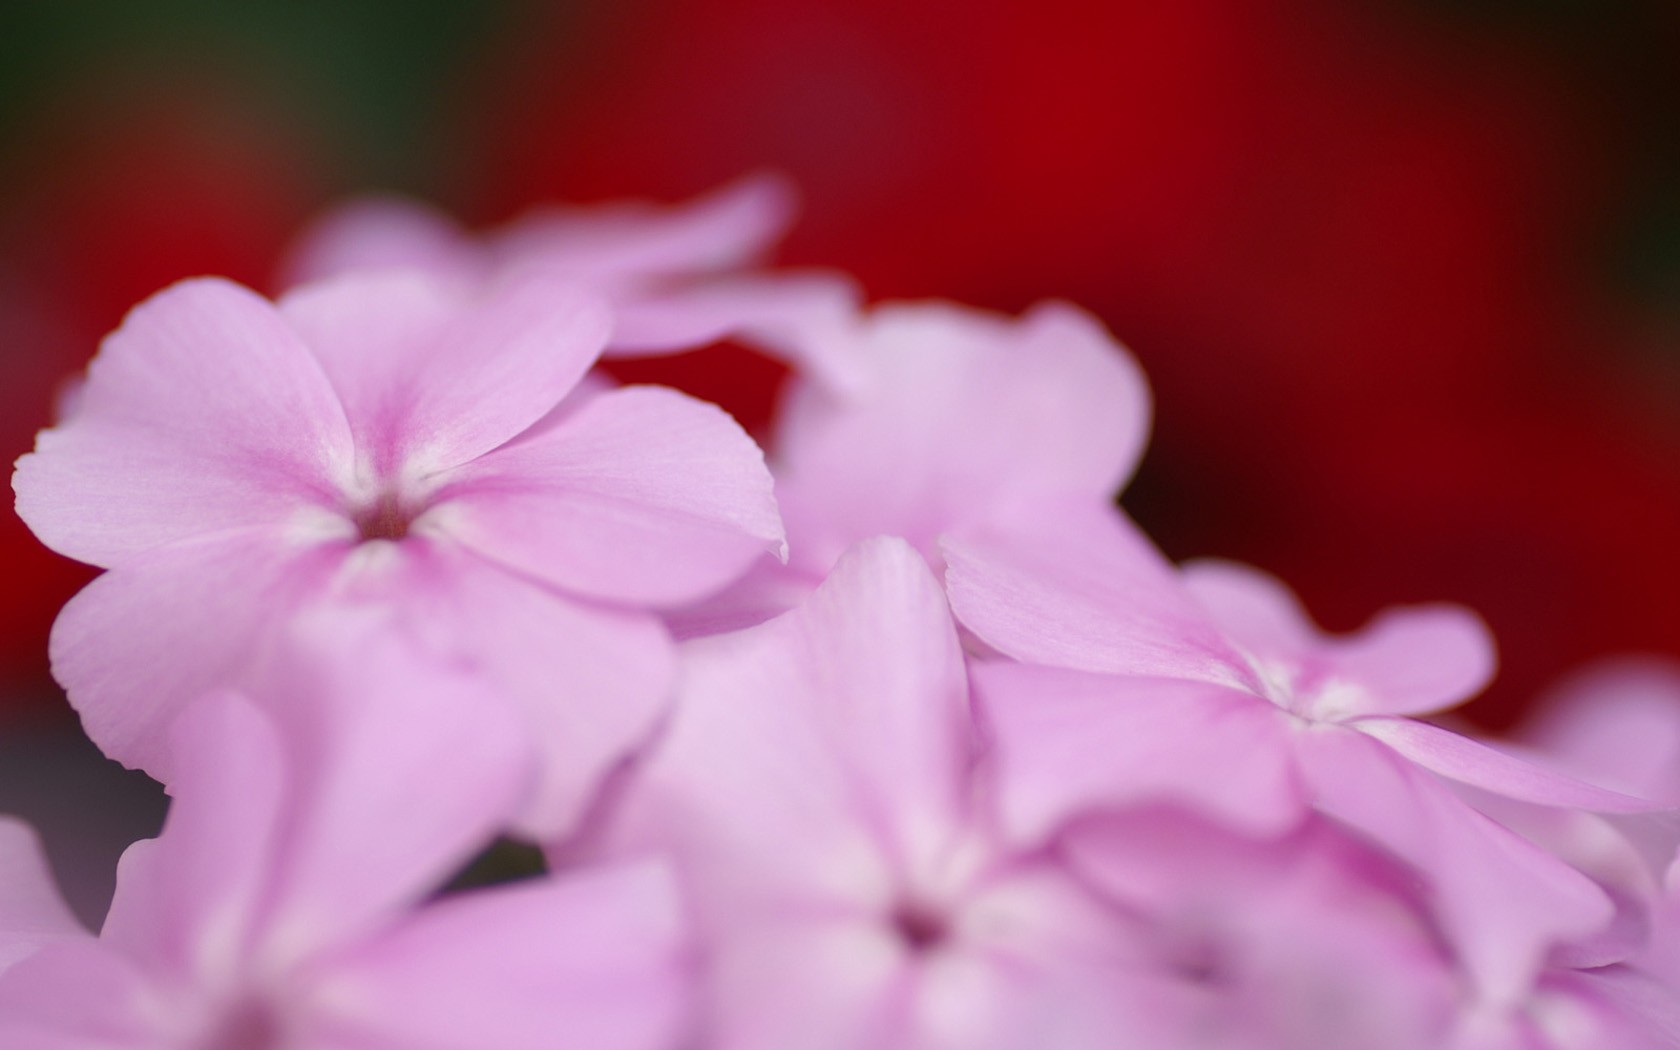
[1355,717,1666,813]
[283,269,612,475]
[607,272,867,393]
[48,525,350,781]
[311,863,691,1050]
[943,502,1243,684]
[621,538,970,894]
[971,664,1301,843]
[440,384,785,608]
[1295,728,1616,1006]
[370,542,674,837]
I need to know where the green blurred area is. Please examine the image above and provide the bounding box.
[0,0,527,198]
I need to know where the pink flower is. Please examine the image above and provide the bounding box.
[608,538,1200,1050]
[13,269,784,832]
[1062,808,1461,1050]
[672,299,1150,637]
[0,617,690,1050]
[282,174,864,390]
[943,502,1665,1005]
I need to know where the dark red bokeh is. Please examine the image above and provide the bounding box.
[0,76,323,699]
[471,0,1680,727]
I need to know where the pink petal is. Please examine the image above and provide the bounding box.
[620,537,971,899]
[1295,727,1616,1006]
[48,527,348,782]
[1179,559,1323,656]
[660,553,815,641]
[1329,606,1497,717]
[439,384,784,607]
[913,864,1189,1050]
[1356,717,1668,813]
[0,820,84,975]
[491,172,795,283]
[235,610,537,960]
[608,272,867,392]
[971,664,1302,843]
[310,863,691,1050]
[943,501,1244,683]
[277,270,464,459]
[0,940,157,1047]
[279,196,484,288]
[373,543,675,838]
[13,278,353,568]
[280,269,611,474]
[1183,560,1496,718]
[1063,812,1458,1050]
[98,693,284,978]
[772,301,1150,572]
[699,919,906,1050]
[1458,789,1661,971]
[1567,967,1680,1050]
[1517,659,1680,804]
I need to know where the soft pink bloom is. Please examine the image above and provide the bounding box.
[673,299,1150,636]
[608,538,1197,1050]
[0,618,690,1050]
[1516,660,1680,812]
[282,174,864,390]
[1061,808,1461,1050]
[944,502,1664,1005]
[13,270,784,832]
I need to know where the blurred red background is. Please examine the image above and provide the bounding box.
[4,0,1679,735]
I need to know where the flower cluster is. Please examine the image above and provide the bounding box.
[7,176,1680,1049]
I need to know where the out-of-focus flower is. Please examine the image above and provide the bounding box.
[1062,808,1460,1050]
[0,618,690,1049]
[13,271,783,832]
[671,298,1149,637]
[945,503,1662,1005]
[608,538,1200,1049]
[281,175,864,394]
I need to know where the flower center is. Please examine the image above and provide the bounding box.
[889,898,950,953]
[350,489,416,543]
[196,998,284,1050]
